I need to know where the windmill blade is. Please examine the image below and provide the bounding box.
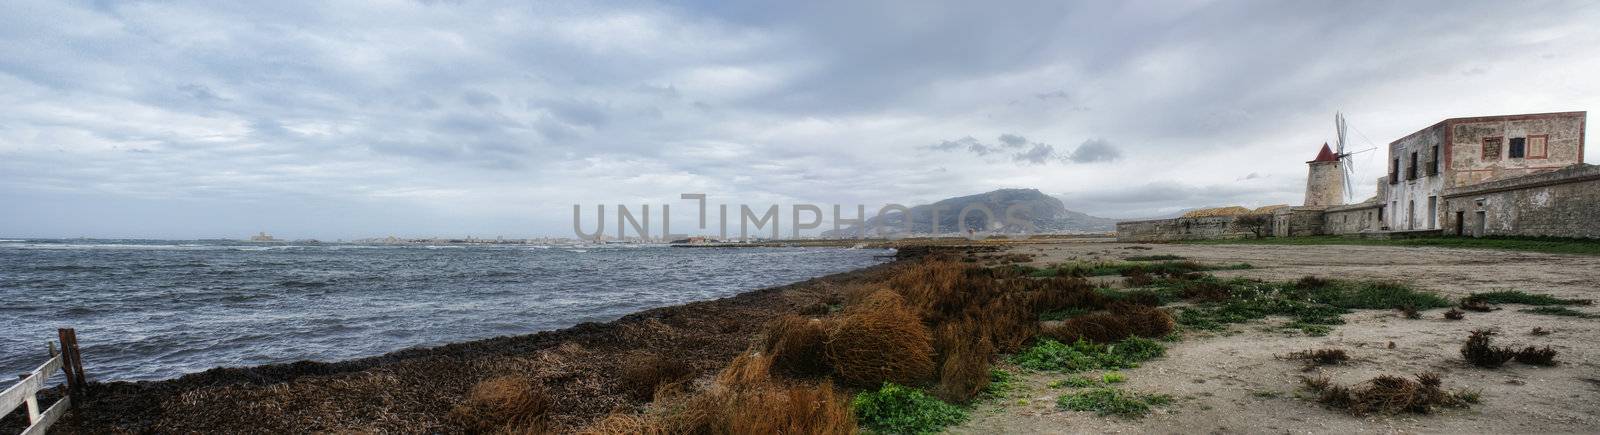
[1335,112,1348,156]
[1341,156,1355,202]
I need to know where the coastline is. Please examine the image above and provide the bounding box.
[5,251,924,433]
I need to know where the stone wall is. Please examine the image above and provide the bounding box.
[1115,216,1272,242]
[1440,164,1600,238]
[1323,202,1383,234]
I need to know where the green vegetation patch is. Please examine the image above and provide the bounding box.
[853,383,969,435]
[1056,387,1173,418]
[1160,275,1447,335]
[982,369,1016,399]
[1466,290,1592,306]
[1102,371,1127,384]
[1183,235,1600,256]
[1032,260,1251,278]
[1519,306,1599,318]
[1123,254,1185,262]
[1050,375,1099,389]
[1011,337,1165,373]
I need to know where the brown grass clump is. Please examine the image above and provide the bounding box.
[1178,280,1232,302]
[574,413,668,435]
[1461,329,1515,368]
[1114,304,1175,338]
[1283,348,1349,367]
[1530,327,1552,336]
[762,315,833,378]
[1460,299,1495,312]
[1296,275,1330,289]
[1042,305,1173,344]
[620,353,692,401]
[655,352,855,435]
[932,319,994,403]
[1123,270,1155,287]
[1512,346,1558,366]
[1301,372,1478,415]
[448,375,553,434]
[1443,308,1465,320]
[825,290,936,387]
[1043,312,1130,344]
[1398,305,1421,319]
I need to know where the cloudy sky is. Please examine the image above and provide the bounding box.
[2,0,1597,239]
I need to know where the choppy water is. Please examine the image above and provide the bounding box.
[0,239,889,381]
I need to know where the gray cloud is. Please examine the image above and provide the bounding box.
[1067,138,1121,163]
[927,135,1123,165]
[0,0,1596,239]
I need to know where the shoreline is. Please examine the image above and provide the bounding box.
[6,249,934,433]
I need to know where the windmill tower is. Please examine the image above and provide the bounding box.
[1303,113,1355,207]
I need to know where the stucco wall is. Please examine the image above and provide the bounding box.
[1448,114,1586,187]
[1382,123,1446,231]
[1323,203,1383,234]
[1440,164,1600,238]
[1115,216,1271,242]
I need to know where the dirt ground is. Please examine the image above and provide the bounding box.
[954,240,1600,434]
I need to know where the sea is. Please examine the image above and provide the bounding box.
[0,239,890,381]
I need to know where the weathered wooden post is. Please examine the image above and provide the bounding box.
[57,328,87,402]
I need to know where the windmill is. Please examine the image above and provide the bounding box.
[1332,112,1378,204]
[1334,112,1354,203]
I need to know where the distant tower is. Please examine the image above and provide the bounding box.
[1304,143,1345,207]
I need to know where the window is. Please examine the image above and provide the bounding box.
[1528,134,1548,159]
[1509,137,1526,159]
[1428,145,1440,176]
[1482,136,1502,160]
[1389,158,1399,184]
[1406,152,1418,180]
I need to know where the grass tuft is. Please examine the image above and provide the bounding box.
[1465,290,1592,306]
[1055,387,1172,418]
[1011,337,1164,373]
[1519,306,1599,318]
[1299,372,1478,415]
[1461,329,1515,368]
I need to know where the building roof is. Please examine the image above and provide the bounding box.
[1310,143,1339,163]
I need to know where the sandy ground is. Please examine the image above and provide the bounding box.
[953,240,1600,434]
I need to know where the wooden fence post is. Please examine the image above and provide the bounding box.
[57,328,87,402]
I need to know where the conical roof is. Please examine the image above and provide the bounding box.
[1310,143,1339,163]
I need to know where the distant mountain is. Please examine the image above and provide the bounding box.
[821,188,1117,237]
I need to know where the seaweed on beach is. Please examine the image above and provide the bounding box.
[1300,372,1479,415]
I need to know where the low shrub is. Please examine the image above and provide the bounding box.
[1043,306,1173,344]
[1531,327,1552,336]
[621,353,693,401]
[852,383,968,435]
[1461,329,1515,368]
[1513,346,1559,366]
[1460,299,1495,312]
[1464,290,1592,306]
[1300,372,1478,415]
[1519,306,1599,318]
[1444,308,1465,320]
[1054,375,1098,388]
[1295,275,1330,290]
[448,375,552,433]
[763,315,832,378]
[1282,348,1349,366]
[1011,337,1163,373]
[1055,387,1171,418]
[982,369,1015,399]
[1124,254,1185,262]
[825,290,936,387]
[1102,371,1126,384]
[653,353,856,435]
[1399,305,1421,319]
[932,320,995,403]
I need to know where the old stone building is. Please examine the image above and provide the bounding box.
[1380,112,1586,231]
[1117,111,1595,241]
